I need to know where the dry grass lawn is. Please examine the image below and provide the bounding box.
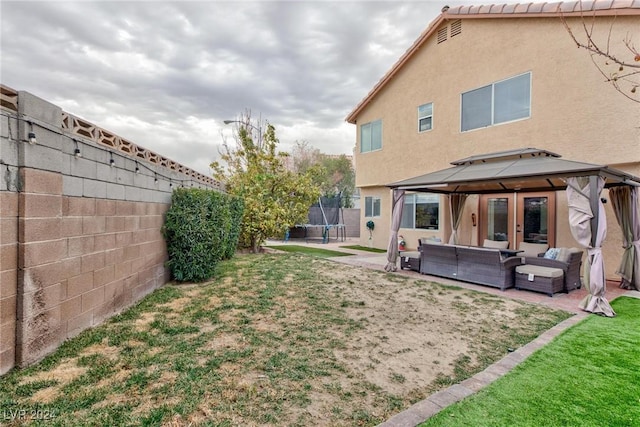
[0,253,572,426]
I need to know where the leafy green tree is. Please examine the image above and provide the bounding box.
[321,154,356,208]
[211,115,320,253]
[290,140,356,208]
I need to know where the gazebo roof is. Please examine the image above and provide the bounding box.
[388,148,640,194]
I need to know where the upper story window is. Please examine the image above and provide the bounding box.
[418,103,433,132]
[461,72,531,132]
[360,120,382,153]
[401,193,440,230]
[364,196,381,217]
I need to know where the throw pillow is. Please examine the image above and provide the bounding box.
[544,248,560,260]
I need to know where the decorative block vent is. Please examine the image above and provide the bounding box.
[451,19,462,37]
[437,26,448,44]
[0,85,18,111]
[3,83,224,189]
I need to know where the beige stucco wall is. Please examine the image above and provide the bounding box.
[353,15,640,279]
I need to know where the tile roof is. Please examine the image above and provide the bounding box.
[447,0,639,16]
[345,1,640,124]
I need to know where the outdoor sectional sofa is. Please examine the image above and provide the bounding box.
[419,242,523,291]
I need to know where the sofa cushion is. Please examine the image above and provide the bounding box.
[519,242,549,257]
[554,247,581,263]
[483,239,509,249]
[516,264,564,278]
[556,248,571,263]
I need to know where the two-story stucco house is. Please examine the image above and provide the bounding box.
[346,1,640,280]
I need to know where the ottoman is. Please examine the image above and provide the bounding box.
[515,264,565,297]
[400,251,421,272]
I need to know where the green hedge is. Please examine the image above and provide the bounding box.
[163,188,244,282]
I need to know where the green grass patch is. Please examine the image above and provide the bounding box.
[265,244,353,258]
[340,245,387,253]
[421,296,640,427]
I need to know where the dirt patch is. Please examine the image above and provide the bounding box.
[81,341,121,361]
[203,332,247,351]
[20,359,87,403]
[158,297,191,313]
[217,308,245,324]
[134,311,156,331]
[317,266,556,397]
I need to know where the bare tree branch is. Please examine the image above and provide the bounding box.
[561,2,639,102]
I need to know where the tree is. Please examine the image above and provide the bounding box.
[211,112,320,253]
[562,6,639,103]
[290,140,323,173]
[321,154,356,208]
[290,140,356,208]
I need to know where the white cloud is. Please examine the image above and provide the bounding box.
[1,0,490,175]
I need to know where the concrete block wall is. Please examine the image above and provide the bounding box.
[1,87,220,374]
[0,190,19,375]
[1,107,21,375]
[343,208,361,238]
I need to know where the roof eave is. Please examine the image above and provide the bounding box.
[345,14,447,124]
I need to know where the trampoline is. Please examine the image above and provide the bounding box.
[289,195,346,243]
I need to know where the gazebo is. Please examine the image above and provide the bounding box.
[384,148,640,317]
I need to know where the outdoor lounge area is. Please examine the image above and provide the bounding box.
[408,241,584,296]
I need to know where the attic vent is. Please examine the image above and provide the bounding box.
[450,20,462,37]
[437,26,448,44]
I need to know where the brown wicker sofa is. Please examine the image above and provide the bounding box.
[419,242,523,291]
[419,242,457,278]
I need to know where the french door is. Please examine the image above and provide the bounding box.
[479,192,555,249]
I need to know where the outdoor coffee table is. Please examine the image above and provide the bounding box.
[499,249,524,257]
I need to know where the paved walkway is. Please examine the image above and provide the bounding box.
[266,238,640,426]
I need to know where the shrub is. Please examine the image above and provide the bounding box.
[223,196,244,260]
[163,188,244,282]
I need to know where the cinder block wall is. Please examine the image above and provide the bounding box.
[343,208,360,238]
[0,87,221,374]
[0,189,19,375]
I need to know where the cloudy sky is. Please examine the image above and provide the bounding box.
[1,0,490,175]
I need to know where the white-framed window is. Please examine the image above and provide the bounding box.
[360,120,382,153]
[461,72,531,132]
[418,103,433,132]
[364,196,381,217]
[400,193,440,230]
